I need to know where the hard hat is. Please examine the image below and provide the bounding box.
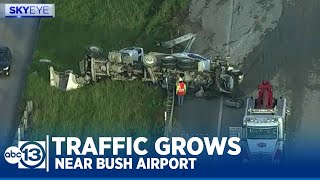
[179,77,183,82]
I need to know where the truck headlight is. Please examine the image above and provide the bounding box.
[3,66,9,70]
[238,75,244,83]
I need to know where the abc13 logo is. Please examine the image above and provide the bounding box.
[4,141,47,169]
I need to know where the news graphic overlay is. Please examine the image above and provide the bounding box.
[4,136,241,174]
[4,4,55,18]
[4,140,49,171]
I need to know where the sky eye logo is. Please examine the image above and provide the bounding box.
[4,4,55,18]
[4,141,48,171]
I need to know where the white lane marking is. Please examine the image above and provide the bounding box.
[217,95,224,138]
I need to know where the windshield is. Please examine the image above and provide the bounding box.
[0,48,10,61]
[247,127,278,139]
[0,51,8,60]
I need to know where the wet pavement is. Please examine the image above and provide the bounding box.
[175,0,320,162]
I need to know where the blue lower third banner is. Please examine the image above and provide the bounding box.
[1,136,320,178]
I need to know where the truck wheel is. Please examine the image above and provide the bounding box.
[224,99,244,108]
[162,56,177,64]
[86,45,104,58]
[161,56,177,69]
[178,59,197,71]
[161,63,177,69]
[178,66,197,71]
[143,54,157,67]
[178,58,197,67]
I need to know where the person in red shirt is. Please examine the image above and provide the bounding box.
[176,77,187,106]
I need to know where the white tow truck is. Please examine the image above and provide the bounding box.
[229,80,290,163]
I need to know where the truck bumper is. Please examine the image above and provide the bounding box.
[0,70,10,76]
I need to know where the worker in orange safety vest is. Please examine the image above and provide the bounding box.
[176,77,186,106]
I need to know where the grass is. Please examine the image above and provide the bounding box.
[26,0,189,140]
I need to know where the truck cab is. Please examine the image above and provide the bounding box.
[229,80,290,163]
[118,47,144,64]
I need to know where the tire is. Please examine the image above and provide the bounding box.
[178,59,197,71]
[161,63,177,69]
[162,56,177,64]
[224,99,244,108]
[178,66,197,71]
[143,54,157,67]
[85,45,104,58]
[178,58,197,67]
[227,70,244,77]
[161,56,177,69]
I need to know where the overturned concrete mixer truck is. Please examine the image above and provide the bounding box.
[49,33,244,102]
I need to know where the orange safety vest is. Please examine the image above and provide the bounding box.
[176,82,186,95]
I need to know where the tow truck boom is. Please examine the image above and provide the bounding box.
[256,80,274,109]
[156,33,197,53]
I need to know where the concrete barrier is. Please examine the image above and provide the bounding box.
[12,101,33,146]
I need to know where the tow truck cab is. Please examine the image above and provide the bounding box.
[229,80,290,163]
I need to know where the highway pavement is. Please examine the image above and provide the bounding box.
[242,0,320,161]
[0,0,41,153]
[173,94,244,138]
[174,0,320,162]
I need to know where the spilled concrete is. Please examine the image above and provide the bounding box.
[185,0,283,66]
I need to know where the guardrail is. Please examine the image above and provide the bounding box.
[12,101,33,146]
[164,86,175,137]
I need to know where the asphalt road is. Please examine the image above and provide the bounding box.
[173,93,244,138]
[0,0,41,153]
[175,0,320,162]
[242,0,320,161]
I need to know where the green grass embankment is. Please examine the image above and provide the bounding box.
[26,0,189,140]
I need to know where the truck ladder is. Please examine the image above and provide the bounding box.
[164,81,175,137]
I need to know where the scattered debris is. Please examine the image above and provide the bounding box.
[195,87,205,97]
[39,59,52,63]
[49,66,88,91]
